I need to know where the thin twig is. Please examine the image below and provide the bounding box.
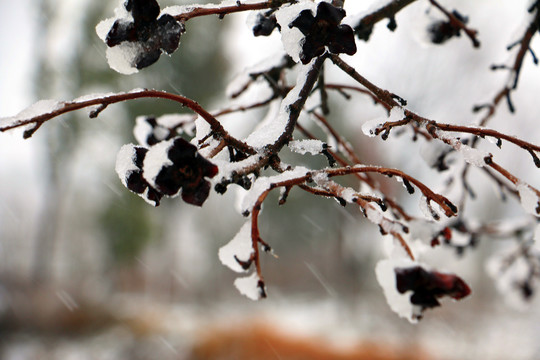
[428,0,480,48]
[0,89,256,155]
[174,0,294,22]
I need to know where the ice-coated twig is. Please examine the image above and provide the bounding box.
[243,161,459,284]
[0,89,256,155]
[330,54,403,108]
[325,83,391,110]
[330,54,539,209]
[295,122,415,221]
[324,166,458,217]
[475,6,540,126]
[349,0,418,41]
[168,0,296,22]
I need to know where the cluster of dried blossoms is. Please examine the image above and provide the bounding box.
[1,0,539,322]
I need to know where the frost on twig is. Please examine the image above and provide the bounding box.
[517,182,540,216]
[240,166,309,216]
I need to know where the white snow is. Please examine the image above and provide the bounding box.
[192,115,212,145]
[116,144,160,206]
[161,5,197,16]
[72,92,114,104]
[362,107,404,138]
[105,43,141,75]
[212,155,263,187]
[288,139,325,155]
[241,166,309,214]
[1,89,151,126]
[434,130,491,167]
[95,5,142,75]
[460,145,491,167]
[516,182,539,216]
[245,59,315,148]
[0,99,63,128]
[388,106,406,122]
[192,115,222,158]
[450,230,471,247]
[115,144,139,187]
[162,0,270,18]
[365,206,383,224]
[142,139,174,190]
[375,258,422,323]
[134,113,195,146]
[418,196,433,219]
[340,187,358,203]
[134,116,154,146]
[218,222,254,273]
[395,176,411,193]
[234,272,264,301]
[343,0,395,28]
[418,196,447,220]
[311,171,358,203]
[311,171,329,185]
[275,2,316,63]
[361,118,383,137]
[95,17,116,42]
[163,0,267,17]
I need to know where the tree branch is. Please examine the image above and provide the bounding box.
[0,89,256,155]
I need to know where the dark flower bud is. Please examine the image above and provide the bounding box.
[395,266,471,310]
[387,17,397,32]
[253,12,279,36]
[127,0,160,27]
[116,144,163,206]
[290,2,357,64]
[106,20,136,47]
[156,14,184,54]
[143,137,218,206]
[427,10,468,45]
[135,49,162,70]
[104,0,184,70]
[354,22,373,41]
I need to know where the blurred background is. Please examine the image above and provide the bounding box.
[0,0,539,359]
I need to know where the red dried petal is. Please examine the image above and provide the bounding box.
[395,266,471,309]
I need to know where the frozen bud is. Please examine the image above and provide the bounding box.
[103,0,184,70]
[106,20,136,47]
[427,10,468,45]
[253,12,279,36]
[395,266,471,310]
[156,14,184,54]
[143,137,218,206]
[126,0,160,26]
[115,144,163,206]
[354,21,373,41]
[289,2,356,64]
